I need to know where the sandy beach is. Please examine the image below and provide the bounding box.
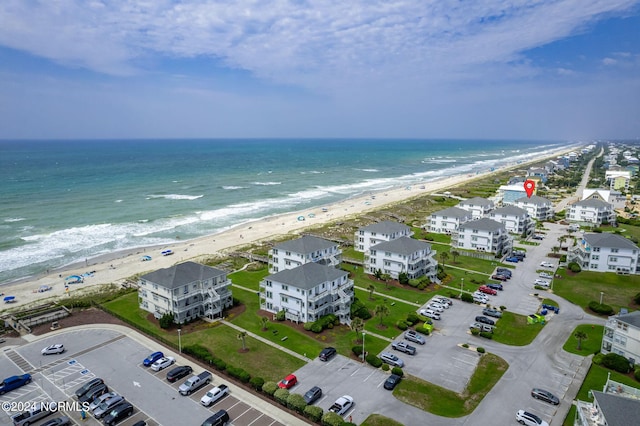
[0,146,577,312]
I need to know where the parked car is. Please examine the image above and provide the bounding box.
[391,341,416,355]
[427,303,445,313]
[491,274,509,281]
[540,261,554,268]
[74,377,104,398]
[200,385,229,407]
[278,374,297,389]
[534,279,550,287]
[496,267,512,277]
[404,330,426,345]
[486,283,503,291]
[303,386,322,404]
[0,374,31,395]
[102,401,134,426]
[478,285,497,295]
[532,234,544,240]
[512,250,526,258]
[329,395,354,415]
[201,410,229,426]
[166,365,193,383]
[142,351,164,367]
[179,371,212,395]
[41,344,65,355]
[434,296,453,306]
[93,394,124,419]
[419,309,441,320]
[383,374,402,390]
[531,388,560,405]
[515,409,549,426]
[505,256,520,263]
[79,383,108,404]
[539,272,553,279]
[380,352,404,367]
[319,347,337,361]
[475,316,495,325]
[150,356,175,371]
[10,402,53,426]
[470,322,494,333]
[41,417,71,426]
[482,308,503,318]
[473,294,489,304]
[430,300,449,309]
[89,391,118,413]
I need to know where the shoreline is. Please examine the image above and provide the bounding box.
[0,145,578,311]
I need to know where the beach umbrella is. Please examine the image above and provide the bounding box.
[3,296,15,302]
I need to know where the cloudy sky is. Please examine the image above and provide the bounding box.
[0,0,639,140]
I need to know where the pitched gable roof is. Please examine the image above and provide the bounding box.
[266,263,347,289]
[491,205,527,216]
[274,235,337,253]
[371,236,431,255]
[583,233,639,251]
[592,391,640,426]
[141,261,226,289]
[458,218,505,232]
[360,220,410,234]
[431,206,472,219]
[573,198,612,208]
[616,311,640,328]
[514,195,552,205]
[459,197,494,207]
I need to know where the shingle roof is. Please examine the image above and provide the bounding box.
[141,261,226,289]
[514,195,552,206]
[614,310,640,328]
[459,197,494,207]
[572,198,612,208]
[583,233,639,251]
[360,220,410,234]
[593,391,640,426]
[370,237,431,255]
[274,235,337,253]
[266,263,348,290]
[491,205,527,216]
[458,218,505,232]
[431,206,472,219]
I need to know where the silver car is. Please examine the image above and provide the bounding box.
[93,394,124,419]
[380,352,405,367]
[89,392,117,413]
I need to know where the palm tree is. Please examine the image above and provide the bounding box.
[260,316,269,331]
[374,304,390,326]
[439,252,449,270]
[451,250,460,264]
[574,330,588,351]
[368,284,376,300]
[558,235,568,251]
[237,331,248,351]
[350,317,364,341]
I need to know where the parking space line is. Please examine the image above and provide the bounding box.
[234,406,253,421]
[247,413,265,425]
[362,370,376,382]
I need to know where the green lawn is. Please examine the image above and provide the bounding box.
[343,264,434,305]
[394,353,508,417]
[491,312,545,346]
[562,324,604,356]
[361,414,404,426]
[356,288,420,339]
[229,266,269,290]
[342,246,364,261]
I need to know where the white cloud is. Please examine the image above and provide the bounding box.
[602,57,618,65]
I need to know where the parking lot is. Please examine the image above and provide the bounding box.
[1,328,290,426]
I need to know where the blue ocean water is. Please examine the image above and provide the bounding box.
[0,139,571,283]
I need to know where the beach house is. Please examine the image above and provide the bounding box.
[527,167,548,183]
[605,170,631,191]
[567,233,639,274]
[567,199,616,226]
[364,237,438,281]
[354,220,413,253]
[513,195,554,221]
[452,218,512,256]
[427,206,473,234]
[259,262,354,324]
[575,383,640,426]
[269,235,342,273]
[457,197,495,219]
[489,206,535,236]
[138,261,233,323]
[602,310,640,363]
[496,184,531,206]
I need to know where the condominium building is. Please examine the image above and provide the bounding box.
[567,199,616,226]
[354,220,413,253]
[513,195,554,221]
[457,197,495,219]
[269,235,342,273]
[602,311,640,362]
[365,236,438,281]
[568,233,639,274]
[427,206,473,234]
[489,205,535,236]
[452,218,512,255]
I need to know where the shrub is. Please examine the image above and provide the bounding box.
[601,353,631,373]
[227,366,251,383]
[391,367,404,377]
[262,381,279,396]
[275,309,286,321]
[593,353,604,365]
[470,328,480,335]
[406,313,420,325]
[398,272,409,285]
[287,393,307,414]
[304,405,324,423]
[500,305,507,311]
[588,301,615,315]
[396,320,409,331]
[249,377,265,392]
[352,346,363,357]
[408,279,420,288]
[159,312,175,329]
[461,293,474,303]
[182,344,212,361]
[560,254,567,262]
[303,322,314,331]
[480,331,493,339]
[634,292,640,305]
[211,357,227,371]
[416,326,430,335]
[477,347,486,354]
[274,388,290,406]
[311,323,323,333]
[321,411,345,426]
[568,262,582,273]
[381,363,390,371]
[366,354,383,368]
[462,343,469,348]
[417,282,427,290]
[351,298,372,320]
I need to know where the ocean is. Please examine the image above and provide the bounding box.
[0,139,573,283]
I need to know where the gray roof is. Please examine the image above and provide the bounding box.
[141,261,226,289]
[514,195,552,205]
[274,235,337,253]
[370,237,431,255]
[593,391,640,426]
[572,198,612,208]
[431,206,472,219]
[459,197,494,207]
[360,220,410,234]
[266,263,348,290]
[491,205,527,217]
[583,233,639,251]
[458,218,505,232]
[615,310,640,328]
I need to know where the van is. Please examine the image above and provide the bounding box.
[380,352,404,368]
[201,410,230,426]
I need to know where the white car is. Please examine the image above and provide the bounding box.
[200,384,229,407]
[534,279,550,287]
[473,293,489,303]
[539,272,553,279]
[430,299,449,308]
[329,395,354,415]
[150,356,175,371]
[419,309,441,320]
[434,296,453,306]
[427,303,445,313]
[539,262,554,268]
[515,409,549,426]
[41,344,65,355]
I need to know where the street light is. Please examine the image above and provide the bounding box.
[362,331,366,363]
[460,278,464,296]
[178,328,182,353]
[600,292,604,305]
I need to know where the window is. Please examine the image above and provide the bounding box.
[266,281,272,287]
[612,248,619,253]
[183,286,188,294]
[592,255,599,260]
[472,236,478,241]
[285,251,291,256]
[610,257,618,262]
[266,291,272,298]
[282,285,288,291]
[591,264,598,269]
[193,283,198,290]
[472,229,478,234]
[593,247,600,252]
[281,296,288,303]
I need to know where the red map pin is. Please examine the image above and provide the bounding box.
[524,179,535,198]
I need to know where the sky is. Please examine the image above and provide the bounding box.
[0,0,639,141]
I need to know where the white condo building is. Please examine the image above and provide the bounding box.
[452,218,512,255]
[427,206,473,234]
[354,221,413,253]
[602,311,640,364]
[568,233,639,274]
[513,195,554,221]
[458,197,495,219]
[365,236,438,281]
[489,205,535,236]
[567,199,617,226]
[269,235,342,273]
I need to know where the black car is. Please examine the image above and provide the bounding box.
[486,283,503,291]
[531,388,560,405]
[319,347,337,361]
[166,365,193,383]
[74,377,104,398]
[201,410,230,426]
[78,383,108,404]
[103,401,134,426]
[384,374,402,390]
[474,316,495,326]
[496,268,512,277]
[303,386,323,404]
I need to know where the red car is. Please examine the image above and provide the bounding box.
[278,374,297,389]
[478,285,497,295]
[491,274,508,281]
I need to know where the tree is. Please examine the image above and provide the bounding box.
[451,250,460,264]
[159,312,175,329]
[237,331,248,351]
[367,284,376,300]
[374,304,390,326]
[574,330,587,351]
[260,316,269,331]
[381,273,392,289]
[439,252,449,270]
[558,235,568,251]
[350,317,364,341]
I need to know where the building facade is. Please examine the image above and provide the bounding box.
[457,197,495,219]
[452,218,512,255]
[568,233,639,274]
[427,206,473,234]
[489,205,535,236]
[269,235,342,273]
[567,199,617,226]
[602,311,640,364]
[260,263,354,324]
[364,237,438,281]
[497,185,530,206]
[354,221,413,253]
[513,195,554,221]
[138,261,233,323]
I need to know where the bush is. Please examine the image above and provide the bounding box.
[352,346,363,356]
[287,393,307,414]
[391,367,404,377]
[477,347,486,354]
[321,411,345,426]
[480,331,493,339]
[462,343,469,348]
[182,344,212,361]
[262,381,279,396]
[593,353,604,365]
[568,262,582,273]
[274,388,290,405]
[406,312,420,325]
[399,272,409,285]
[470,328,480,335]
[634,292,640,305]
[227,366,251,383]
[366,354,383,368]
[635,368,640,382]
[601,353,631,373]
[311,323,323,333]
[303,322,314,331]
[249,377,265,392]
[408,279,420,288]
[381,363,390,371]
[275,309,286,321]
[351,298,372,320]
[396,320,409,331]
[304,405,324,423]
[588,301,615,315]
[159,312,175,329]
[211,357,227,371]
[417,282,427,290]
[416,326,430,335]
[500,305,507,311]
[560,255,567,262]
[461,293,474,303]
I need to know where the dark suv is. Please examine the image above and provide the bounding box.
[475,316,495,326]
[103,401,134,426]
[319,347,337,361]
[74,378,104,399]
[166,365,193,383]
